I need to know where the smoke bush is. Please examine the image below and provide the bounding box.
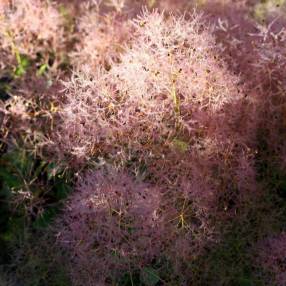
[0,77,63,158]
[71,6,132,70]
[56,10,260,284]
[207,1,286,173]
[0,0,65,64]
[58,168,215,284]
[59,10,257,202]
[1,1,286,285]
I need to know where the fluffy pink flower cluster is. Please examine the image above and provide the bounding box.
[59,168,214,284]
[69,15,249,157]
[1,0,285,284]
[57,9,258,284]
[71,6,132,70]
[0,0,65,61]
[0,0,68,154]
[59,10,256,197]
[208,1,286,171]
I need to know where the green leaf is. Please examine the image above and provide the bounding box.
[2,149,34,177]
[236,277,253,286]
[140,267,160,286]
[3,216,26,243]
[54,181,71,200]
[46,162,61,180]
[33,160,48,179]
[171,138,189,153]
[0,149,36,190]
[14,54,30,77]
[14,65,26,77]
[33,208,57,229]
[0,167,23,189]
[37,63,48,76]
[20,55,30,69]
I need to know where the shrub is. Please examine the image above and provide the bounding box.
[59,9,257,202]
[57,10,259,284]
[208,0,286,178]
[2,1,286,285]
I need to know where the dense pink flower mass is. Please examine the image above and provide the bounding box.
[58,168,215,284]
[59,10,255,159]
[206,0,286,177]
[71,6,132,69]
[2,0,286,285]
[56,9,260,284]
[0,0,65,59]
[58,10,258,213]
[59,169,163,283]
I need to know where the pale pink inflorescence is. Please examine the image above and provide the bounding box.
[0,0,284,284]
[59,10,257,199]
[0,0,65,63]
[0,0,68,155]
[71,5,132,70]
[57,10,259,283]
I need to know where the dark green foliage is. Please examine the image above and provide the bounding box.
[0,147,72,284]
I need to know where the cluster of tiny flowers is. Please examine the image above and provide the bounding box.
[1,0,285,285]
[0,0,65,61]
[209,0,286,171]
[59,10,256,199]
[57,10,259,284]
[71,5,132,70]
[0,0,69,157]
[58,168,215,284]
